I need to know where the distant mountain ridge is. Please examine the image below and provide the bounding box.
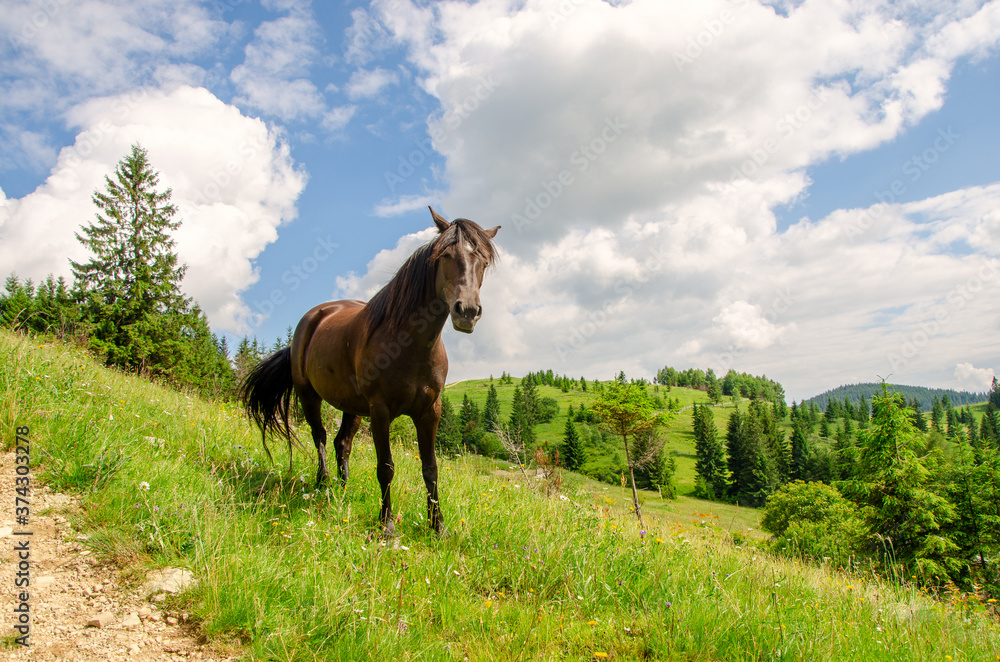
[802,382,988,411]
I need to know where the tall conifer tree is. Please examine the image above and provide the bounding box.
[71,144,190,373]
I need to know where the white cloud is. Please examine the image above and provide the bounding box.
[0,0,227,103]
[344,7,395,65]
[230,11,327,121]
[0,0,229,172]
[954,363,996,391]
[345,0,1000,399]
[346,67,400,100]
[0,85,307,333]
[335,226,439,301]
[372,193,440,217]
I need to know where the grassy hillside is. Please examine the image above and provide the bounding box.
[3,331,999,661]
[444,377,738,495]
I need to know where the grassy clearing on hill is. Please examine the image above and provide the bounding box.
[3,331,999,661]
[443,378,737,495]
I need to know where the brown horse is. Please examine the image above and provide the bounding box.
[240,207,499,536]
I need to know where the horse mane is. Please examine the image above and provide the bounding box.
[363,219,498,336]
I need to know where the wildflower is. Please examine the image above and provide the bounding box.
[594,653,609,659]
[484,600,493,608]
[587,620,598,626]
[639,530,646,537]
[138,481,150,491]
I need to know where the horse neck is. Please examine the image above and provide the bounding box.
[407,292,450,352]
[367,289,450,356]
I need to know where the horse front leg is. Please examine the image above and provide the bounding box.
[370,406,396,538]
[414,402,444,535]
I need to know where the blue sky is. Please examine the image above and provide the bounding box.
[1,0,999,401]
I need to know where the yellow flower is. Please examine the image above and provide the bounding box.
[655,538,664,543]
[594,654,609,659]
[484,600,492,608]
[587,620,597,626]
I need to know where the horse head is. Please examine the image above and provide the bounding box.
[428,207,499,334]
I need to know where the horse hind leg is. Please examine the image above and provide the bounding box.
[297,388,329,487]
[332,412,361,485]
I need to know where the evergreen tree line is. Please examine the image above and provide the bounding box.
[701,380,1000,593]
[435,372,677,496]
[656,365,786,414]
[436,376,558,457]
[0,145,235,398]
[804,381,988,411]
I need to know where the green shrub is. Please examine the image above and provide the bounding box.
[762,480,866,564]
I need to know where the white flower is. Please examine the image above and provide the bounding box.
[138,481,150,491]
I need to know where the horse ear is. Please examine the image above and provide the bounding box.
[428,206,450,233]
[485,225,500,238]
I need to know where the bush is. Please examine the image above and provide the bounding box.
[761,481,866,564]
[538,397,560,423]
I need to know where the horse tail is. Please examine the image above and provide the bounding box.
[239,347,295,464]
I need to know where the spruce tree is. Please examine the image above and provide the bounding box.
[693,404,728,499]
[726,408,776,507]
[840,386,959,581]
[71,144,190,373]
[483,383,501,432]
[507,386,535,446]
[561,416,585,471]
[790,420,809,481]
[436,396,462,455]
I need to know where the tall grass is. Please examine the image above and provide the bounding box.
[3,331,999,661]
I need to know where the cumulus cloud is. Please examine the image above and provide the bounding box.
[0,85,307,333]
[230,10,327,121]
[0,0,229,173]
[343,0,1000,398]
[346,67,400,100]
[954,362,996,390]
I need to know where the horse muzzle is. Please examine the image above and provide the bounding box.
[451,302,481,333]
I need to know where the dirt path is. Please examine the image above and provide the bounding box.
[0,453,238,661]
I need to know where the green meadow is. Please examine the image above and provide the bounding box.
[3,330,999,661]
